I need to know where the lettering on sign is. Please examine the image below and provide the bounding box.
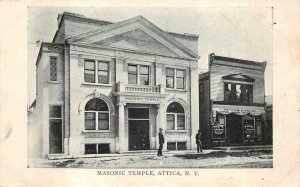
[124,96,160,102]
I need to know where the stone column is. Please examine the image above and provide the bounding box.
[156,104,167,151]
[118,102,126,153]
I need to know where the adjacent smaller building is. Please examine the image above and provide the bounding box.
[199,53,268,148]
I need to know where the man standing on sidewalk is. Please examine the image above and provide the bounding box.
[195,130,203,153]
[157,128,164,157]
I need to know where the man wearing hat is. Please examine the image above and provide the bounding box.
[195,130,203,153]
[157,128,164,156]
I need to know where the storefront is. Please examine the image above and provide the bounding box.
[211,104,265,146]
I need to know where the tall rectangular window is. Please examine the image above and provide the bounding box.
[49,106,63,154]
[98,61,109,84]
[166,68,185,89]
[98,113,109,130]
[166,68,174,88]
[50,57,57,81]
[139,66,149,85]
[84,61,95,83]
[176,70,185,89]
[167,114,175,130]
[128,65,138,84]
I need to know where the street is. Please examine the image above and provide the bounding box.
[35,149,272,168]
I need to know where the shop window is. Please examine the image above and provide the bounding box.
[49,105,63,154]
[85,144,110,154]
[212,113,226,139]
[243,115,255,139]
[166,68,185,89]
[50,57,57,81]
[224,83,253,103]
[166,102,186,130]
[84,98,110,131]
[128,64,149,85]
[84,60,109,84]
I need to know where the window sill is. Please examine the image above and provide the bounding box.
[165,130,188,133]
[165,88,187,92]
[82,130,112,133]
[48,81,60,84]
[82,82,112,87]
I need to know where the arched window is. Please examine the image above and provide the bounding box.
[85,98,109,130]
[166,102,185,130]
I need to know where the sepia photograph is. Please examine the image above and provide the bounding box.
[27,7,274,169]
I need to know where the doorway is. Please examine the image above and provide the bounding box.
[49,120,63,154]
[226,114,243,144]
[128,108,150,150]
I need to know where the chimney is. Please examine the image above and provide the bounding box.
[57,14,63,28]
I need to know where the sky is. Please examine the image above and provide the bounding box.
[27,7,273,104]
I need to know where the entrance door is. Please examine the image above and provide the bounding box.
[49,120,63,154]
[227,114,243,144]
[128,108,150,150]
[129,120,150,150]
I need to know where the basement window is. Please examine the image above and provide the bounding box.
[85,144,110,154]
[167,142,187,150]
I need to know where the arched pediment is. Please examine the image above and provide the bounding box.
[78,91,115,115]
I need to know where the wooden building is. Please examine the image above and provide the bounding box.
[199,53,268,147]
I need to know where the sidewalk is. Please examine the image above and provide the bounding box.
[41,145,272,162]
[31,147,273,168]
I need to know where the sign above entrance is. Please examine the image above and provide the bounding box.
[124,96,162,103]
[213,104,265,116]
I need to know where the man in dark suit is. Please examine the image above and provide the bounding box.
[157,128,164,156]
[195,130,203,153]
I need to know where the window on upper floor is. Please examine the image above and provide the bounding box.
[50,57,57,81]
[224,83,253,103]
[166,68,185,89]
[128,64,149,85]
[84,60,109,84]
[166,102,186,131]
[84,98,110,131]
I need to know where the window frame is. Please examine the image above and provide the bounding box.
[166,68,186,90]
[224,82,253,104]
[128,64,150,85]
[84,143,110,154]
[84,99,111,131]
[84,59,110,85]
[49,105,63,154]
[166,102,186,131]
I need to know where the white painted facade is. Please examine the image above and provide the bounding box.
[31,12,200,158]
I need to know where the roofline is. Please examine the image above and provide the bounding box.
[166,31,199,40]
[66,15,199,59]
[53,12,198,44]
[35,42,64,66]
[53,12,114,43]
[209,53,267,71]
